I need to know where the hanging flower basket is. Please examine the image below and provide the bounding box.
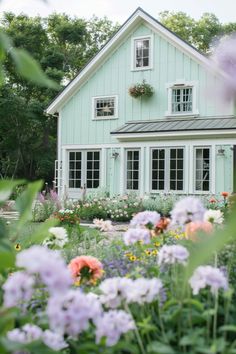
[128,80,154,99]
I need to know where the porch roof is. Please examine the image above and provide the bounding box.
[110,116,236,136]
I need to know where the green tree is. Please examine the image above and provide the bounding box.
[0,12,118,182]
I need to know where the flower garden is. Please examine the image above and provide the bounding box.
[1,181,236,354]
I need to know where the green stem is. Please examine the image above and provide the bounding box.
[213,292,219,342]
[124,303,146,354]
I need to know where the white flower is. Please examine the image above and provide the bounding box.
[93,219,114,232]
[171,197,206,225]
[125,278,163,304]
[94,310,135,346]
[43,227,68,248]
[189,265,228,295]
[130,211,160,227]
[99,277,132,308]
[123,228,151,245]
[204,209,224,224]
[158,245,189,266]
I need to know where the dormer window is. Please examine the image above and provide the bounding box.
[166,81,199,117]
[131,35,153,71]
[92,95,118,120]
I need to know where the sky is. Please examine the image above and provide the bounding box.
[0,0,235,24]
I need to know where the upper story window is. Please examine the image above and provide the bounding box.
[172,87,192,114]
[93,95,118,119]
[131,35,153,71]
[166,81,199,117]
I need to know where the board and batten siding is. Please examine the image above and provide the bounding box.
[60,23,233,146]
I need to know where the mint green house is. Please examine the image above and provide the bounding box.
[46,8,236,199]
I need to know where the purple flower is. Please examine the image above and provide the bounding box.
[47,290,102,337]
[189,265,228,295]
[123,228,151,245]
[158,245,189,266]
[94,310,135,346]
[3,271,35,308]
[171,197,205,225]
[130,211,161,227]
[211,34,236,101]
[7,324,42,343]
[42,330,68,351]
[16,246,72,294]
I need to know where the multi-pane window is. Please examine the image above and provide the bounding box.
[87,151,100,188]
[69,152,82,188]
[152,149,165,190]
[134,38,150,68]
[172,87,193,113]
[94,97,116,118]
[152,148,184,191]
[68,150,100,189]
[126,150,139,190]
[195,148,210,191]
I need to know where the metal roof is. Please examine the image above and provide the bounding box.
[111,117,236,135]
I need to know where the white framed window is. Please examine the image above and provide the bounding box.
[68,150,100,189]
[92,95,118,120]
[131,35,153,71]
[166,81,199,117]
[151,147,184,192]
[194,147,211,192]
[126,150,140,190]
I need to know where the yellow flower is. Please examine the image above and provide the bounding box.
[129,255,137,261]
[14,243,21,251]
[154,242,161,247]
[152,250,158,256]
[144,250,152,256]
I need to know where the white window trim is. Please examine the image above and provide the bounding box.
[125,148,140,192]
[92,95,118,120]
[67,149,101,190]
[131,34,153,71]
[193,146,212,194]
[150,146,186,194]
[165,80,199,117]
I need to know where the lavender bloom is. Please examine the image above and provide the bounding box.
[3,271,35,308]
[16,246,72,294]
[130,211,161,227]
[7,324,42,343]
[47,290,102,337]
[42,330,68,351]
[158,245,189,266]
[38,193,45,203]
[123,228,151,245]
[99,277,163,307]
[189,265,228,295]
[94,310,135,346]
[171,197,206,225]
[211,34,236,101]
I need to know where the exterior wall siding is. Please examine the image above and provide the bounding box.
[57,21,235,197]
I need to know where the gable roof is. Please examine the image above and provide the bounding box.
[46,7,223,115]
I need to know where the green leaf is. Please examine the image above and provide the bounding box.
[219,325,236,333]
[0,31,13,52]
[0,239,15,270]
[147,341,176,354]
[0,180,25,203]
[15,181,43,228]
[30,218,58,244]
[10,48,59,89]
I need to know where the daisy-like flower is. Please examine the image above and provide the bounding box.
[123,228,151,245]
[130,211,161,228]
[204,209,224,224]
[171,197,206,225]
[68,255,103,284]
[157,245,189,266]
[189,265,228,295]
